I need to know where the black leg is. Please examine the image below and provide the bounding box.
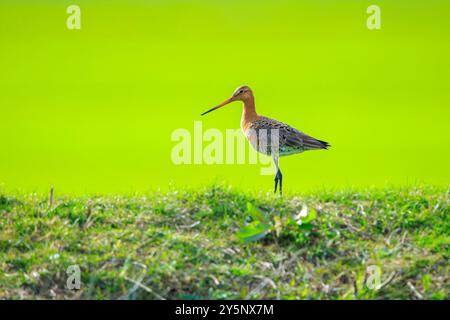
[278,169,283,195]
[272,157,282,195]
[274,169,282,195]
[274,173,279,194]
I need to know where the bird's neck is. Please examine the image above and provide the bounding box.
[241,96,257,130]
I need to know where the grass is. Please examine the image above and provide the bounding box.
[0,186,448,300]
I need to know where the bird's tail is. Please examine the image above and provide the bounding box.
[304,137,330,150]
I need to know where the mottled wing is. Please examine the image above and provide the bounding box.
[247,116,329,156]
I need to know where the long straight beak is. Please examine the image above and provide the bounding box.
[201,97,233,116]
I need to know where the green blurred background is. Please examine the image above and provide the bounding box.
[0,0,449,195]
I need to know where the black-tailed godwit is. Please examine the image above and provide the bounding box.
[201,85,329,195]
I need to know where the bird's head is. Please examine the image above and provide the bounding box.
[201,85,253,116]
[231,85,253,102]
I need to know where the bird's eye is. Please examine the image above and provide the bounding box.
[239,90,244,94]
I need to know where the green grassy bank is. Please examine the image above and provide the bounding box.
[0,186,448,299]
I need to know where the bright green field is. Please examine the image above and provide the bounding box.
[1,1,449,195]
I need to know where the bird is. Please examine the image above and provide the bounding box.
[201,85,329,195]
